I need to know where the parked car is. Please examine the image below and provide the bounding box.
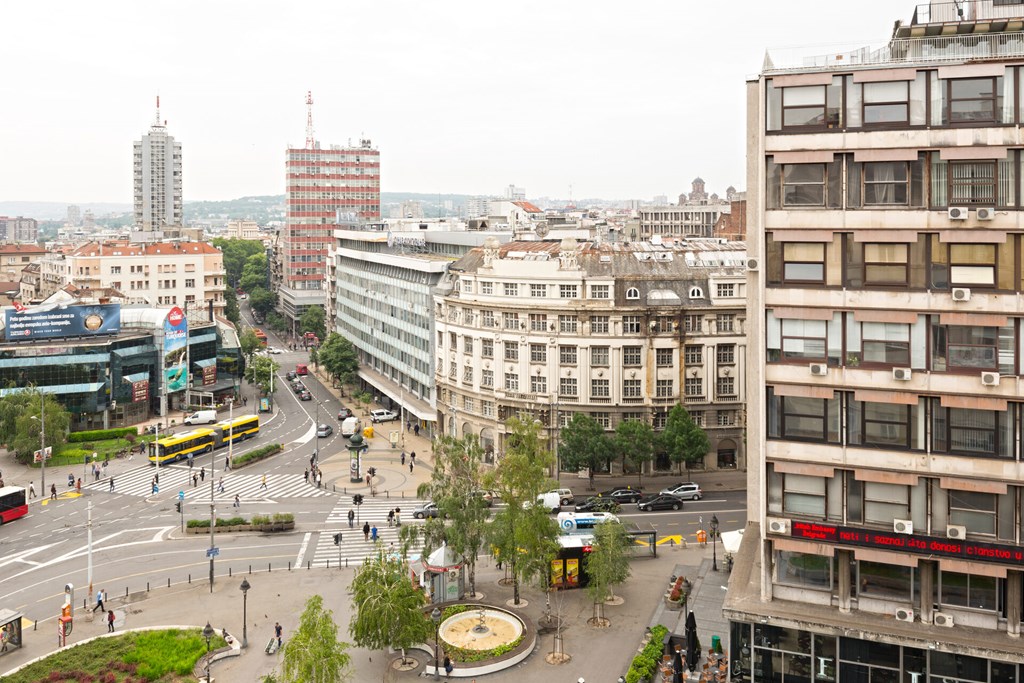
[370,409,399,423]
[292,382,306,394]
[337,407,354,420]
[285,371,297,381]
[316,423,333,438]
[295,364,308,375]
[659,482,703,500]
[637,493,684,512]
[299,391,313,401]
[549,488,574,506]
[574,497,621,514]
[594,487,644,504]
[413,502,440,519]
[471,490,496,507]
[267,346,284,355]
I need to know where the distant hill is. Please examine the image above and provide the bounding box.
[0,202,130,221]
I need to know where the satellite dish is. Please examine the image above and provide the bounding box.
[535,224,550,238]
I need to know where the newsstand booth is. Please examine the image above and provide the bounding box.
[551,534,595,589]
[411,544,465,605]
[0,608,24,655]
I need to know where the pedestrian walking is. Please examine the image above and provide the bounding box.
[304,468,309,483]
[50,483,57,500]
[410,451,416,464]
[371,524,378,541]
[444,656,453,677]
[188,455,193,469]
[92,588,105,613]
[233,494,240,508]
[218,478,225,493]
[400,451,406,465]
[225,456,231,471]
[395,508,401,527]
[260,474,268,491]
[387,509,395,527]
[107,610,115,632]
[414,423,420,437]
[348,509,355,528]
[243,396,248,406]
[365,473,371,486]
[275,622,283,647]
[192,473,198,487]
[200,467,205,482]
[409,461,414,474]
[316,471,322,488]
[76,478,82,494]
[29,481,35,498]
[362,521,370,541]
[108,477,114,492]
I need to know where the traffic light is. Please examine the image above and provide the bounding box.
[353,494,363,505]
[333,533,342,545]
[175,501,182,513]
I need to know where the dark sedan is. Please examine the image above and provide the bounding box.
[595,487,644,504]
[636,494,684,512]
[299,391,313,401]
[574,497,622,514]
[337,407,354,420]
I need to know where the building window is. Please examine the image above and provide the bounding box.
[689,411,704,427]
[863,162,909,205]
[450,332,458,349]
[591,346,609,366]
[185,278,195,288]
[463,397,474,412]
[530,344,547,363]
[684,377,703,397]
[782,242,826,283]
[504,282,518,296]
[111,266,121,274]
[529,314,546,331]
[689,286,704,299]
[559,377,578,397]
[482,401,494,417]
[945,77,1001,124]
[462,280,473,293]
[779,82,840,128]
[940,571,999,612]
[462,366,473,383]
[503,342,519,361]
[656,379,674,398]
[530,284,546,298]
[591,379,610,399]
[481,310,495,328]
[949,243,997,287]
[716,314,735,333]
[684,315,702,333]
[777,552,833,591]
[559,284,578,299]
[464,336,474,354]
[592,412,611,429]
[559,315,578,333]
[716,344,735,364]
[717,410,736,426]
[949,161,997,206]
[783,163,826,206]
[684,345,702,364]
[590,284,610,299]
[931,325,999,372]
[531,375,547,394]
[656,348,673,367]
[504,373,519,391]
[481,281,493,295]
[863,243,909,285]
[622,346,642,366]
[449,363,457,379]
[481,369,494,388]
[783,473,826,517]
[862,81,909,127]
[859,322,910,366]
[623,379,642,398]
[591,316,609,334]
[779,319,827,361]
[655,316,674,333]
[858,561,912,602]
[949,490,997,537]
[848,400,918,450]
[716,283,735,297]
[931,402,1012,459]
[767,391,842,444]
[626,287,640,300]
[481,339,493,358]
[503,312,520,330]
[716,377,735,396]
[622,316,641,334]
[559,345,577,365]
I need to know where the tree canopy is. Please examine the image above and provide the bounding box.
[659,404,710,475]
[299,305,326,340]
[585,520,633,608]
[615,419,655,486]
[239,328,262,359]
[0,389,71,463]
[239,253,270,293]
[223,287,240,326]
[280,594,352,683]
[248,287,277,318]
[317,333,359,385]
[244,355,280,394]
[212,238,265,287]
[558,413,614,490]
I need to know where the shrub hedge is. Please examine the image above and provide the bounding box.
[624,624,669,683]
[68,427,138,443]
[231,443,282,468]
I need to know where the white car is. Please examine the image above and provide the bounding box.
[370,409,399,423]
[267,346,284,355]
[658,482,703,500]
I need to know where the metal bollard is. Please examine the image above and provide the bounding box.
[288,561,291,571]
[189,574,191,584]
[249,565,252,574]
[327,559,330,569]
[345,558,349,567]
[268,563,271,573]
[147,582,150,592]
[307,560,311,570]
[125,587,128,598]
[167,578,171,588]
[229,568,232,577]
[386,490,390,498]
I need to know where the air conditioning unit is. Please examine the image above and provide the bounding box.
[892,368,912,381]
[746,258,760,271]
[951,287,971,302]
[809,363,828,376]
[981,371,1000,386]
[976,207,995,221]
[946,524,967,540]
[893,519,914,534]
[934,612,955,628]
[895,608,915,623]
[947,207,968,220]
[766,517,791,535]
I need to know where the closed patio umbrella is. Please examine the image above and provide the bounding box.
[685,610,699,672]
[672,644,685,683]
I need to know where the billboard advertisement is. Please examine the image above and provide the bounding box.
[5,303,121,341]
[163,306,188,394]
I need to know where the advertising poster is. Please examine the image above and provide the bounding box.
[566,559,579,587]
[163,306,188,393]
[550,559,564,587]
[202,364,217,386]
[132,380,149,403]
[5,303,121,341]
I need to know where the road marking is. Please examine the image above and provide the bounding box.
[294,531,312,567]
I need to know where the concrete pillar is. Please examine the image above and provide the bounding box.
[919,560,935,625]
[760,538,774,602]
[1007,570,1021,638]
[837,549,852,613]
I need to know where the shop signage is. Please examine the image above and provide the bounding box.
[132,380,149,403]
[202,364,216,386]
[5,303,121,341]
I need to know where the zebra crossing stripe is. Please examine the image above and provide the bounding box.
[82,465,330,499]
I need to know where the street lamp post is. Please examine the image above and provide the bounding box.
[39,392,46,492]
[202,621,214,682]
[431,607,441,680]
[239,578,250,649]
[711,514,720,572]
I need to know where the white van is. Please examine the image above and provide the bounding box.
[528,491,562,514]
[341,416,362,438]
[184,409,218,425]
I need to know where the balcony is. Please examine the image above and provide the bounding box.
[683,395,706,404]
[621,396,645,404]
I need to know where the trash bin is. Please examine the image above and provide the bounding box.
[711,635,722,653]
[363,425,374,439]
[389,431,399,448]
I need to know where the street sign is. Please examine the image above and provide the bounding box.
[33,446,53,463]
[206,547,220,558]
[179,491,185,501]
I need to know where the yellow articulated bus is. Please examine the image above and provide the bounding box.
[212,414,260,447]
[149,428,216,465]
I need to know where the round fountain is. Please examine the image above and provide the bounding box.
[439,606,524,652]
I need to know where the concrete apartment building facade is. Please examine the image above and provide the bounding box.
[433,237,747,469]
[727,2,1024,679]
[133,101,182,231]
[32,242,226,312]
[0,216,39,243]
[276,140,380,333]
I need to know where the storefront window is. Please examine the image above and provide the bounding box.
[940,571,999,611]
[777,551,833,591]
[858,561,912,601]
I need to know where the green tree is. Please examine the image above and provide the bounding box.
[239,328,261,360]
[558,413,614,490]
[585,520,633,613]
[486,418,560,605]
[223,287,241,326]
[417,434,490,597]
[615,419,655,487]
[248,286,277,318]
[244,355,280,395]
[299,305,326,340]
[349,548,432,665]
[239,253,270,293]
[0,389,71,463]
[267,311,290,334]
[317,333,359,386]
[279,594,352,683]
[659,404,710,476]
[212,238,265,287]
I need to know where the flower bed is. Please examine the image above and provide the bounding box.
[230,443,282,468]
[185,513,294,534]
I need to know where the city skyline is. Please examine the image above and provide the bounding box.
[2,0,902,204]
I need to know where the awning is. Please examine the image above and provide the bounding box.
[192,358,217,369]
[720,529,745,555]
[122,372,149,383]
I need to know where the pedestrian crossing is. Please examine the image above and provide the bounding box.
[308,496,427,568]
[82,464,331,500]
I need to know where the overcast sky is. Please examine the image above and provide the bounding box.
[2,0,908,204]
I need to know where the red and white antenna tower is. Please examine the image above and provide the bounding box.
[154,95,162,127]
[305,91,316,149]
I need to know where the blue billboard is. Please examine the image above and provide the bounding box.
[5,303,121,341]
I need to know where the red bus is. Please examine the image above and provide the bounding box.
[0,486,28,524]
[253,328,268,347]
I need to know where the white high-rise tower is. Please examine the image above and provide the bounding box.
[133,97,182,230]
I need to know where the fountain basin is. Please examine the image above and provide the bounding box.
[439,608,524,652]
